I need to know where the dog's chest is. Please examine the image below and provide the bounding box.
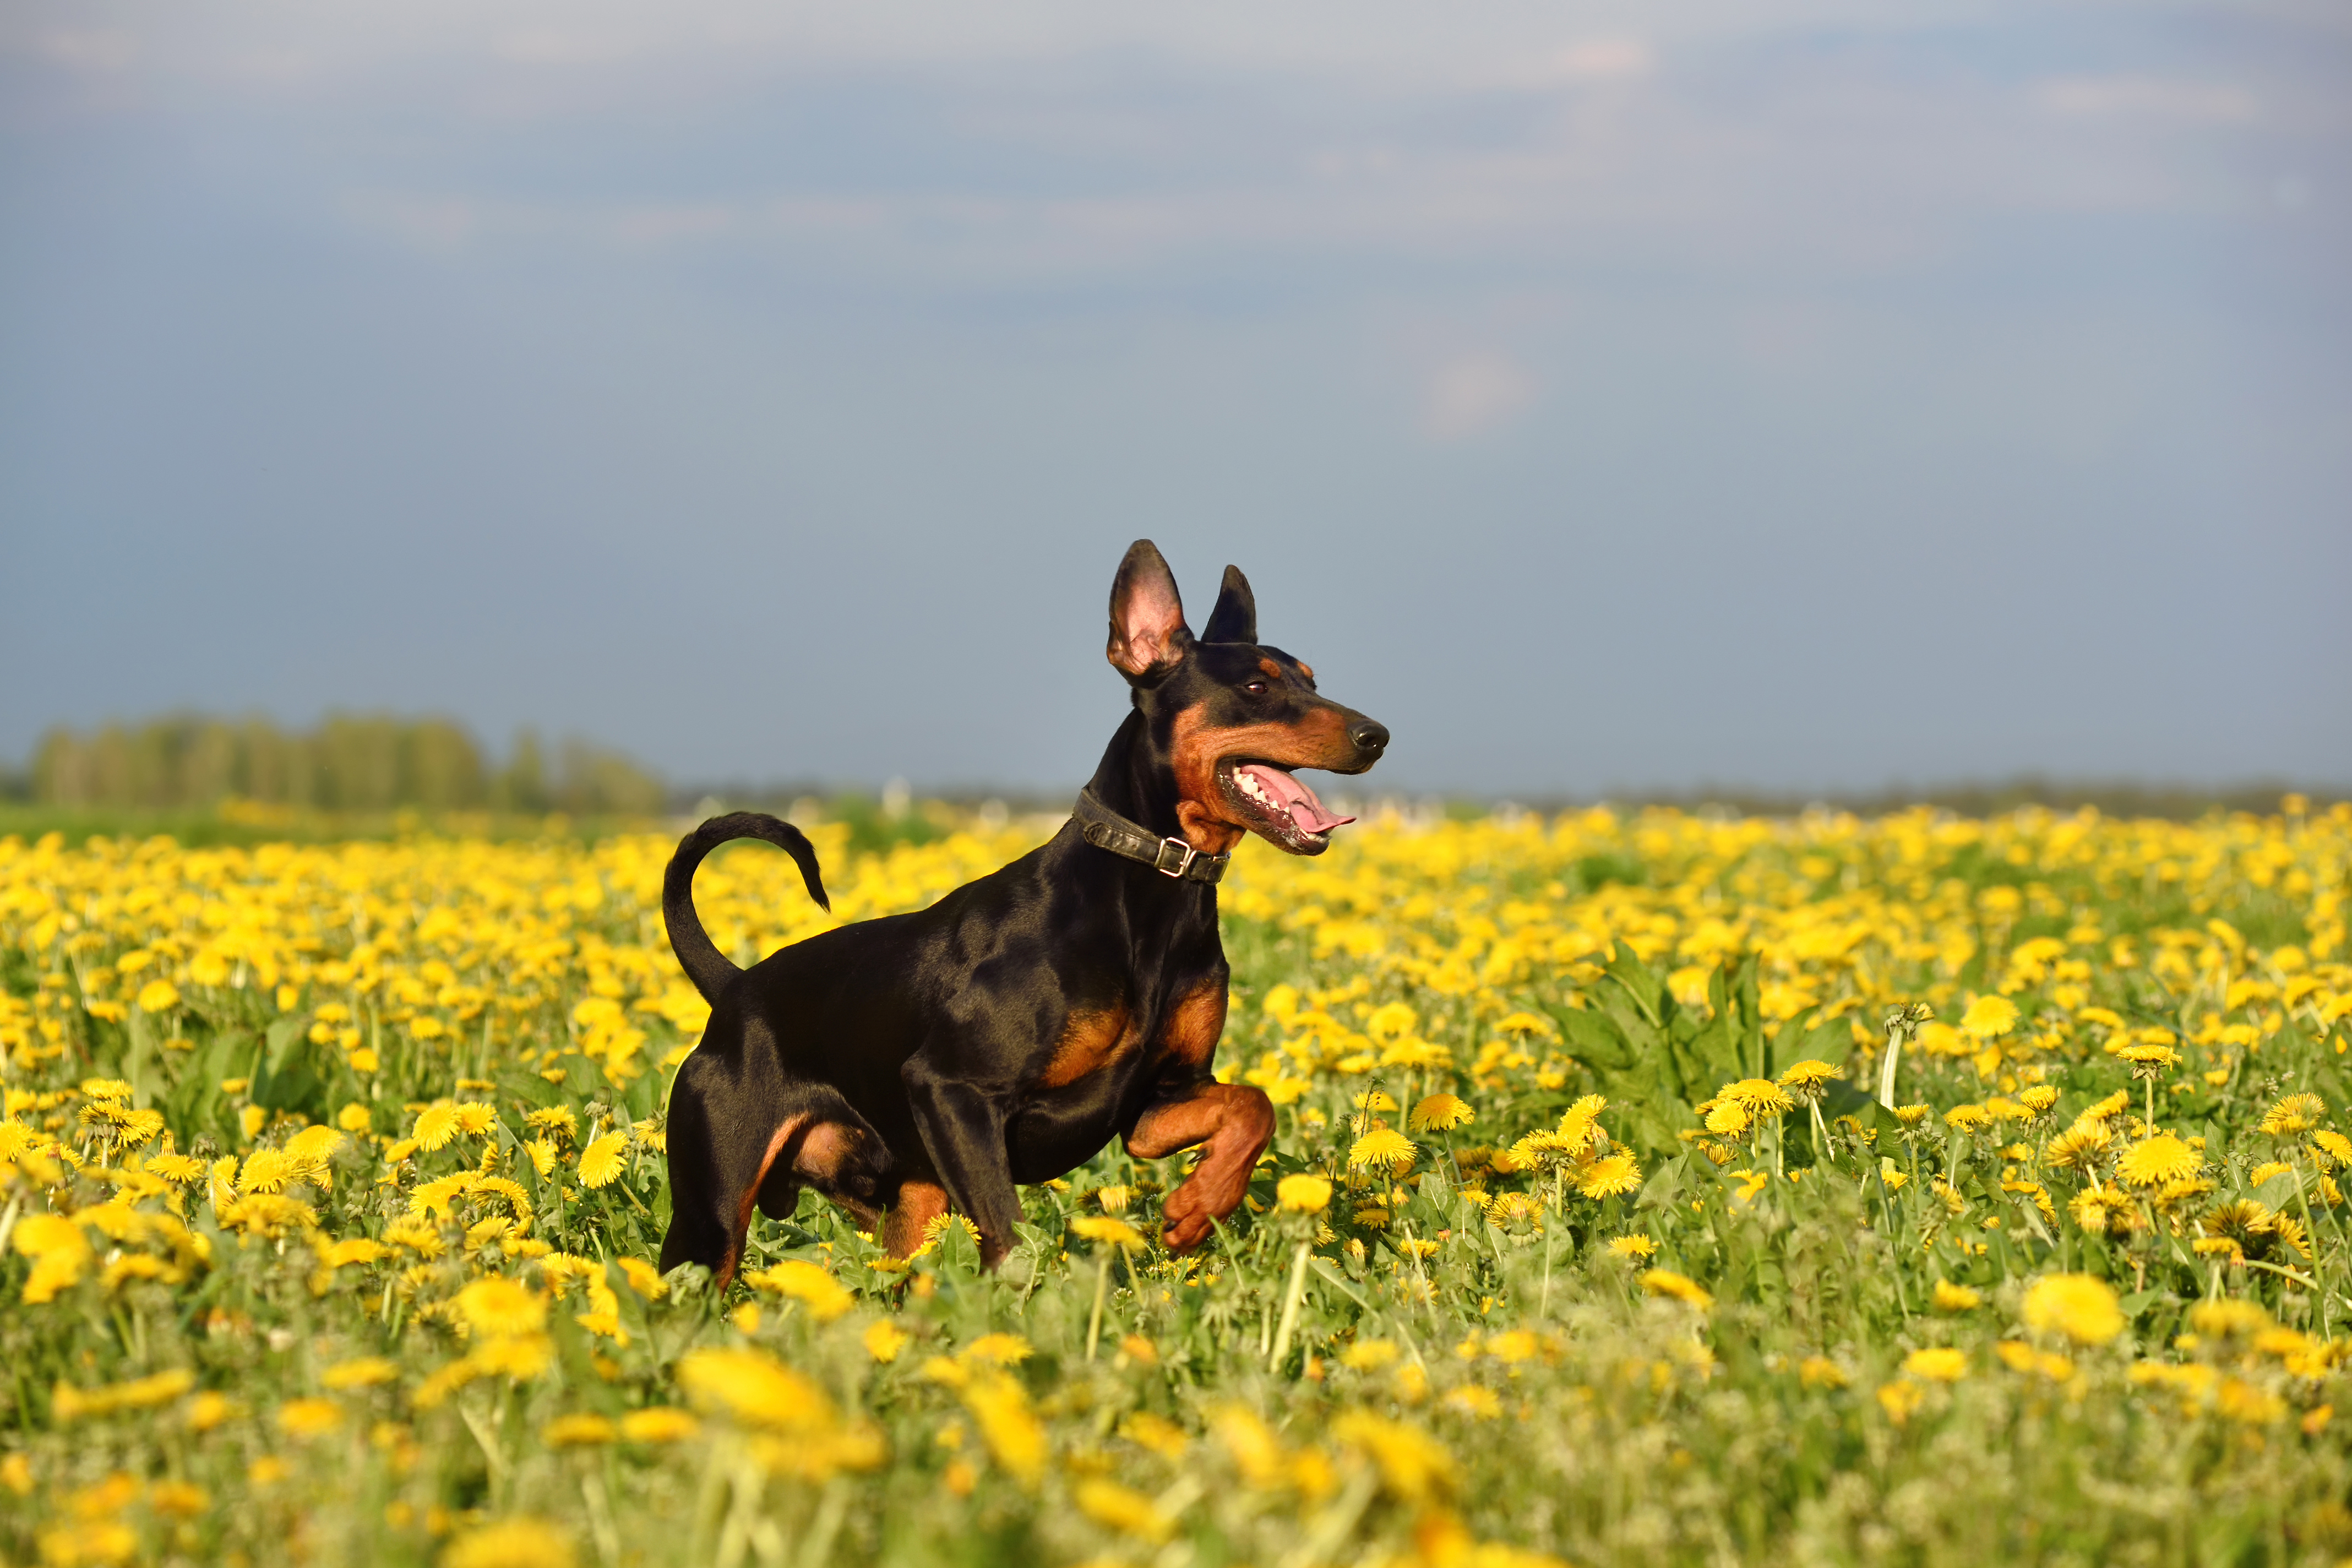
[1031,974,1228,1101]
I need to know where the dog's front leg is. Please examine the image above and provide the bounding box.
[900,1058,1023,1269]
[1127,1080,1276,1252]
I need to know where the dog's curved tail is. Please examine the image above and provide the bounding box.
[663,812,831,1004]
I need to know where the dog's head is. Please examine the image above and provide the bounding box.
[1107,539,1388,857]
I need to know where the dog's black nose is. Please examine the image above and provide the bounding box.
[1351,720,1389,754]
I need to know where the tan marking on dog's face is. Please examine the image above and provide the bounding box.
[1297,662,1313,680]
[1041,1003,1137,1088]
[1257,657,1287,680]
[1168,705,1355,850]
[1156,977,1228,1072]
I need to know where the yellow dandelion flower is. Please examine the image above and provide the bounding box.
[1607,1235,1657,1259]
[543,1413,617,1447]
[743,1260,854,1322]
[1442,1386,1502,1420]
[1642,1270,1713,1311]
[1409,1094,1474,1133]
[1276,1174,1333,1212]
[2117,1134,2198,1188]
[1932,1280,1983,1313]
[1798,1355,1847,1389]
[1092,1183,1133,1213]
[615,1257,665,1300]
[2188,1298,2271,1338]
[440,1517,577,1568]
[959,1333,1032,1366]
[453,1277,548,1338]
[1995,1341,2075,1381]
[526,1107,579,1141]
[576,1131,629,1189]
[2260,1093,2327,1136]
[1777,1060,1841,1103]
[1330,1412,1455,1505]
[1576,1153,1642,1199]
[959,1371,1046,1488]
[1121,1411,1188,1458]
[1958,995,2018,1038]
[275,1397,343,1438]
[1076,1477,1173,1541]
[2044,1124,2112,1171]
[618,1407,699,1444]
[863,1320,911,1364]
[1892,1104,1932,1126]
[1070,1215,1146,1250]
[412,1103,461,1152]
[1721,1079,1794,1116]
[2075,1090,2131,1124]
[134,979,181,1014]
[1876,1380,1925,1424]
[1902,1347,1968,1382]
[676,1347,837,1434]
[2018,1086,2060,1114]
[1703,1102,1751,1137]
[319,1357,399,1390]
[922,1212,983,1248]
[2022,1273,2124,1347]
[1348,1127,1417,1173]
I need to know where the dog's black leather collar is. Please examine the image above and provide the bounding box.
[1071,789,1229,885]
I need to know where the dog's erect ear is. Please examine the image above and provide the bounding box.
[1107,540,1192,681]
[1201,565,1256,645]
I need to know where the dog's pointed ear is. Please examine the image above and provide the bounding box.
[1201,564,1256,645]
[1107,540,1192,681]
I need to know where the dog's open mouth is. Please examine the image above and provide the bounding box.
[1219,761,1355,854]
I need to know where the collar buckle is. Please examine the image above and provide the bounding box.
[1152,836,1197,878]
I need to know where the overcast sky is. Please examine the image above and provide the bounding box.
[2,0,2346,797]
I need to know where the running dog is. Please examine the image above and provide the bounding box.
[657,541,1387,1284]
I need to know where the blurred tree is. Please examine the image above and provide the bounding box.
[23,715,662,815]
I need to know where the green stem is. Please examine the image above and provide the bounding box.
[1268,1239,1314,1371]
[1085,1251,1110,1362]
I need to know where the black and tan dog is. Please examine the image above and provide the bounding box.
[656,541,1388,1285]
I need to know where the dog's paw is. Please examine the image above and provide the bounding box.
[1160,1192,1215,1253]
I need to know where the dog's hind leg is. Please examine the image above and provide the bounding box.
[658,1055,798,1288]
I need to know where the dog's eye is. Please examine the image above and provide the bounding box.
[1243,680,1268,695]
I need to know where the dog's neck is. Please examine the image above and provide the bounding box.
[1083,710,1185,841]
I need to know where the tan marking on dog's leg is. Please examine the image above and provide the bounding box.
[1156,979,1228,1073]
[882,1179,951,1259]
[719,1114,806,1290]
[1039,1003,1135,1088]
[1126,1083,1275,1253]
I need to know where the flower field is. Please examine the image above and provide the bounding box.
[4,798,2352,1567]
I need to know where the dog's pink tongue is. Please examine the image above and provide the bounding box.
[1238,765,1354,835]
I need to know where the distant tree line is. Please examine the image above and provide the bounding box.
[9,715,665,815]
